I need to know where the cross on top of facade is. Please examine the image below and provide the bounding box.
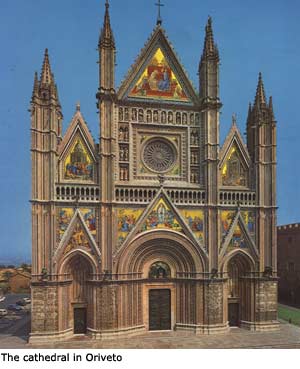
[155,0,164,25]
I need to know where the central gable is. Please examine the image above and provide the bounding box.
[129,47,189,102]
[118,26,199,105]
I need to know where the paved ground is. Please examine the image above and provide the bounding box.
[0,294,30,310]
[1,321,300,349]
[0,294,31,349]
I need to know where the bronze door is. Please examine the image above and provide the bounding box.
[228,303,239,327]
[149,289,171,331]
[74,308,87,334]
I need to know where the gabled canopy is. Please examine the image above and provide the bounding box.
[117,26,199,105]
[219,209,258,261]
[59,107,96,160]
[58,107,97,182]
[219,121,251,187]
[54,209,101,264]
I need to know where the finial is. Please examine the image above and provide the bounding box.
[155,0,164,26]
[232,113,237,126]
[72,194,80,211]
[76,101,81,111]
[158,174,165,187]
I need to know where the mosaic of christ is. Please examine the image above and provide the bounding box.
[130,48,189,102]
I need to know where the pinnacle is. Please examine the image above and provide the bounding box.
[40,48,53,85]
[246,102,253,127]
[269,96,275,120]
[32,71,39,98]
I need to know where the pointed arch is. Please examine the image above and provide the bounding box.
[221,249,256,274]
[59,248,97,276]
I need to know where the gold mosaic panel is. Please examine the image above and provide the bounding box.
[180,209,204,246]
[220,211,236,238]
[57,208,96,242]
[64,138,93,180]
[129,48,189,102]
[140,198,182,233]
[117,208,144,246]
[221,145,248,186]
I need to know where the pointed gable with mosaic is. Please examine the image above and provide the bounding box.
[219,210,258,259]
[118,27,199,105]
[54,209,100,263]
[56,208,96,244]
[219,121,251,188]
[58,107,97,183]
[140,197,182,232]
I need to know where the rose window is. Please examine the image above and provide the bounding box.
[142,139,176,173]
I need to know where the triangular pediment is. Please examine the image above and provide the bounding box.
[114,189,205,257]
[219,210,258,260]
[58,110,97,182]
[219,123,251,187]
[54,209,100,263]
[118,27,199,105]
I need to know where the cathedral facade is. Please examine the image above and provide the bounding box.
[30,2,278,342]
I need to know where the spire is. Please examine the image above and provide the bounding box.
[254,72,266,108]
[201,16,219,61]
[40,48,53,85]
[99,0,115,49]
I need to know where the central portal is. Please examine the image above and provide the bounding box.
[149,289,171,331]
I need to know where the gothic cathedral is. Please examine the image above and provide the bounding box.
[30,1,278,342]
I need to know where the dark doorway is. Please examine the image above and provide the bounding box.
[228,302,239,327]
[227,253,251,326]
[149,289,171,331]
[74,308,87,334]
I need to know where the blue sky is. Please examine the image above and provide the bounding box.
[0,0,299,263]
